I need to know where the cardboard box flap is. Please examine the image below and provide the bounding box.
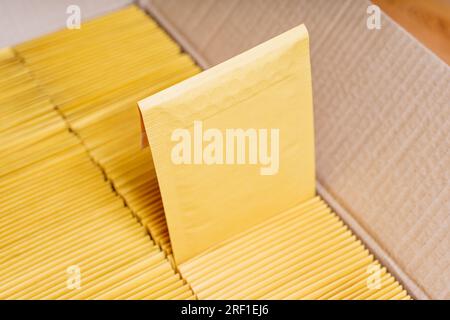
[141,0,450,299]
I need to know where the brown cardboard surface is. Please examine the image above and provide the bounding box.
[141,0,450,299]
[0,0,132,48]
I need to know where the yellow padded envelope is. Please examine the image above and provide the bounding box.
[139,25,315,264]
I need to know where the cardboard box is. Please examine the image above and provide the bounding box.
[138,0,450,299]
[1,0,448,299]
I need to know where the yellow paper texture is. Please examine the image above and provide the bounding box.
[179,197,410,299]
[139,24,315,264]
[13,5,200,256]
[0,6,194,300]
[1,5,410,300]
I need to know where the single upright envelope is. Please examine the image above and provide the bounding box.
[139,24,315,264]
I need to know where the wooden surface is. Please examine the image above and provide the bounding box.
[374,0,450,64]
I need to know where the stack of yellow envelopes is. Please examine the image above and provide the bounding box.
[138,24,411,300]
[1,5,410,300]
[180,198,410,300]
[15,5,200,255]
[0,7,195,300]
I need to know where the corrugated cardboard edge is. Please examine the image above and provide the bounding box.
[139,0,211,69]
[372,0,450,65]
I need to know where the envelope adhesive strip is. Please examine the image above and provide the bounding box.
[1,5,409,299]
